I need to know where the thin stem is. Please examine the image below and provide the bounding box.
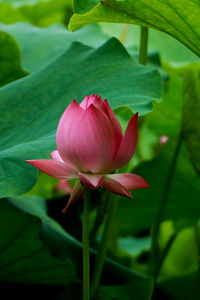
[119,24,130,44]
[194,222,200,257]
[149,133,183,275]
[83,189,91,300]
[194,222,200,276]
[91,196,119,298]
[139,26,149,66]
[194,222,200,299]
[153,232,177,279]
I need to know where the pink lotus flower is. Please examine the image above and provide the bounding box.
[160,135,169,145]
[26,94,149,212]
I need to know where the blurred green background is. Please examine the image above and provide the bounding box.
[0,1,200,299]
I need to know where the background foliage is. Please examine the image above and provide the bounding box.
[0,0,200,299]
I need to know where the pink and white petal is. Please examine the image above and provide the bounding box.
[105,173,150,190]
[50,150,78,171]
[62,180,85,213]
[56,100,84,168]
[110,113,138,171]
[78,172,104,189]
[72,104,116,173]
[92,95,108,115]
[102,176,133,198]
[26,159,77,180]
[50,150,64,162]
[80,94,107,115]
[103,100,123,150]
[80,95,90,110]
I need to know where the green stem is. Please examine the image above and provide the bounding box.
[83,189,91,300]
[91,196,119,298]
[149,133,183,275]
[153,232,177,279]
[194,222,200,299]
[195,222,200,255]
[139,26,149,66]
[194,222,200,275]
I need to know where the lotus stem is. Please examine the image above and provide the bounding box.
[83,189,91,300]
[149,132,183,275]
[91,195,119,297]
[152,232,177,279]
[194,222,200,279]
[139,26,149,65]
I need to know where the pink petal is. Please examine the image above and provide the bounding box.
[50,150,77,171]
[105,173,150,190]
[67,104,116,173]
[103,99,123,152]
[80,95,90,110]
[102,176,133,198]
[26,159,77,180]
[50,150,64,162]
[110,113,138,171]
[62,180,85,213]
[78,172,104,189]
[56,100,84,169]
[80,94,107,115]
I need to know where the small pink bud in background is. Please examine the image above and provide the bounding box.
[26,94,150,211]
[57,180,73,195]
[160,135,169,145]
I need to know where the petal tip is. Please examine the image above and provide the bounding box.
[25,160,34,165]
[140,177,150,189]
[133,112,138,121]
[62,207,68,214]
[145,182,151,188]
[62,198,73,213]
[127,191,133,199]
[71,99,80,107]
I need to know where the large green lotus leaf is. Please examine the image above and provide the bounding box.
[69,0,200,57]
[0,38,161,198]
[99,23,199,65]
[24,172,59,199]
[0,198,76,284]
[182,63,200,178]
[0,30,27,87]
[0,22,108,72]
[4,195,153,295]
[74,0,98,14]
